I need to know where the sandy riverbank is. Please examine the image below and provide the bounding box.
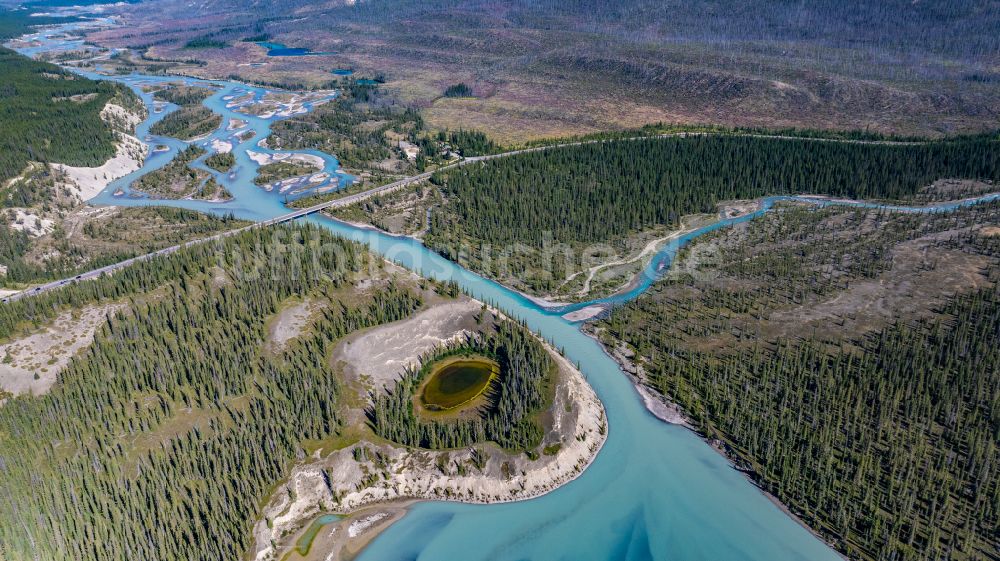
[51,102,147,201]
[251,299,606,561]
[561,304,607,322]
[584,326,690,426]
[582,315,848,559]
[247,149,325,169]
[54,131,146,201]
[210,138,232,154]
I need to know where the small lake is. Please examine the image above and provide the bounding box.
[332,68,354,76]
[256,41,330,57]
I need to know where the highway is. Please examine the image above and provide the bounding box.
[2,156,475,303]
[1,143,575,303]
[3,131,931,304]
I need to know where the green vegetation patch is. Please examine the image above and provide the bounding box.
[254,160,318,185]
[152,85,215,106]
[295,514,340,555]
[150,105,221,140]
[183,37,227,49]
[204,151,236,172]
[191,177,232,201]
[420,356,498,411]
[133,145,207,198]
[438,129,497,157]
[443,83,473,97]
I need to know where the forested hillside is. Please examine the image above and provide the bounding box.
[0,224,423,561]
[596,202,1000,561]
[429,135,1000,249]
[413,134,1000,294]
[0,47,129,183]
[0,42,157,288]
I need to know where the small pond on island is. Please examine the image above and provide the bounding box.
[421,357,499,411]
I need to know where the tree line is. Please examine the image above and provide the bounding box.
[149,105,221,140]
[427,134,1000,252]
[369,319,554,451]
[0,47,129,184]
[598,203,1000,561]
[0,224,424,561]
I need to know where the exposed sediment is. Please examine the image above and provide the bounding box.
[252,311,606,561]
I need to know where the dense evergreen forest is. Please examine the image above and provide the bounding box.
[0,47,128,183]
[443,83,473,97]
[204,151,236,172]
[434,129,498,157]
[183,37,228,49]
[151,85,215,106]
[597,203,1000,561]
[427,135,1000,252]
[0,8,78,40]
[369,320,555,451]
[149,105,221,140]
[133,145,207,197]
[0,224,423,561]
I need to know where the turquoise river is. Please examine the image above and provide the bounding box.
[11,13,999,561]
